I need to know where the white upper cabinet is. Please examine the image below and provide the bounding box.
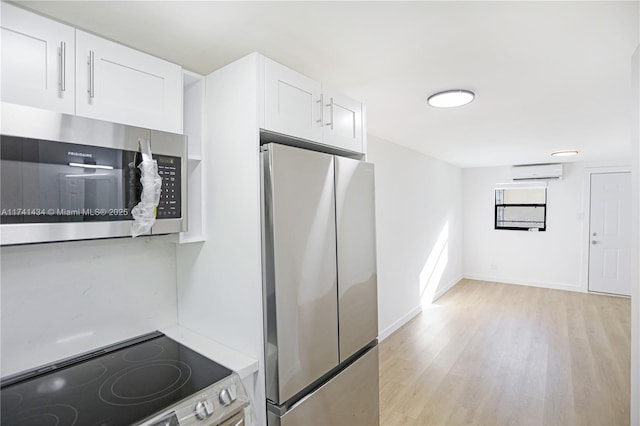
[76,31,183,133]
[321,89,363,153]
[1,5,183,133]
[263,57,323,143]
[262,58,365,154]
[1,2,75,114]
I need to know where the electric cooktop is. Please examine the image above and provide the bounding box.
[0,332,236,425]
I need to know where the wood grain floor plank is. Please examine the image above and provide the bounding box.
[379,279,630,426]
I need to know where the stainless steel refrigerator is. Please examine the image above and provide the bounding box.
[260,143,380,426]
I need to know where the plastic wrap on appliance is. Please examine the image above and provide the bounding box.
[131,138,161,237]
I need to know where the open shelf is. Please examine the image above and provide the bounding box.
[177,70,205,243]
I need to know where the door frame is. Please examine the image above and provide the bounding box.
[581,165,632,294]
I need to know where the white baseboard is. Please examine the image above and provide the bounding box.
[432,274,464,302]
[462,273,585,293]
[378,305,422,342]
[377,275,464,342]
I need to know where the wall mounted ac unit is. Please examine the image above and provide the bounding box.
[511,164,563,181]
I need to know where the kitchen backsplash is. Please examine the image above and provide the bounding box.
[0,236,178,377]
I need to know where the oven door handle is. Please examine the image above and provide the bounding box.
[219,411,245,426]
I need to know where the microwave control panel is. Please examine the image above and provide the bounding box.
[155,155,182,219]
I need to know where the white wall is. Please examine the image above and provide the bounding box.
[463,164,587,291]
[462,162,633,292]
[367,135,463,340]
[630,44,639,426]
[1,237,178,376]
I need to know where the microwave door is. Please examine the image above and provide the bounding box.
[91,174,120,211]
[59,173,120,213]
[59,175,85,212]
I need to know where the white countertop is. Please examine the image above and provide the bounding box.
[161,325,259,379]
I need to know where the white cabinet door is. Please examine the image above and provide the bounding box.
[322,90,363,153]
[76,31,182,133]
[1,3,75,114]
[262,58,365,154]
[263,57,323,143]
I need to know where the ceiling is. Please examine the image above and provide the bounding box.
[17,1,640,168]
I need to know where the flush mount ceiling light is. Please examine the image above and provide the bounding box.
[427,89,475,108]
[551,150,580,157]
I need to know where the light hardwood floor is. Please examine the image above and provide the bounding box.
[379,279,631,426]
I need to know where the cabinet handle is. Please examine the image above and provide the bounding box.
[59,41,66,92]
[88,51,95,99]
[325,97,334,130]
[316,94,323,126]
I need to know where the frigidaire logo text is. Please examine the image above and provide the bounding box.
[67,151,93,158]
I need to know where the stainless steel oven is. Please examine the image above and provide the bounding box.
[0,103,187,245]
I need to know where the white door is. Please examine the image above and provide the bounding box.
[1,2,75,114]
[322,90,363,154]
[588,172,632,296]
[75,30,183,133]
[263,57,323,143]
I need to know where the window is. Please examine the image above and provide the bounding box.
[495,185,547,231]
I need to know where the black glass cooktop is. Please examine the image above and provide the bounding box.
[0,332,233,426]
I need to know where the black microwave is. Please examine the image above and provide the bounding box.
[0,104,187,245]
